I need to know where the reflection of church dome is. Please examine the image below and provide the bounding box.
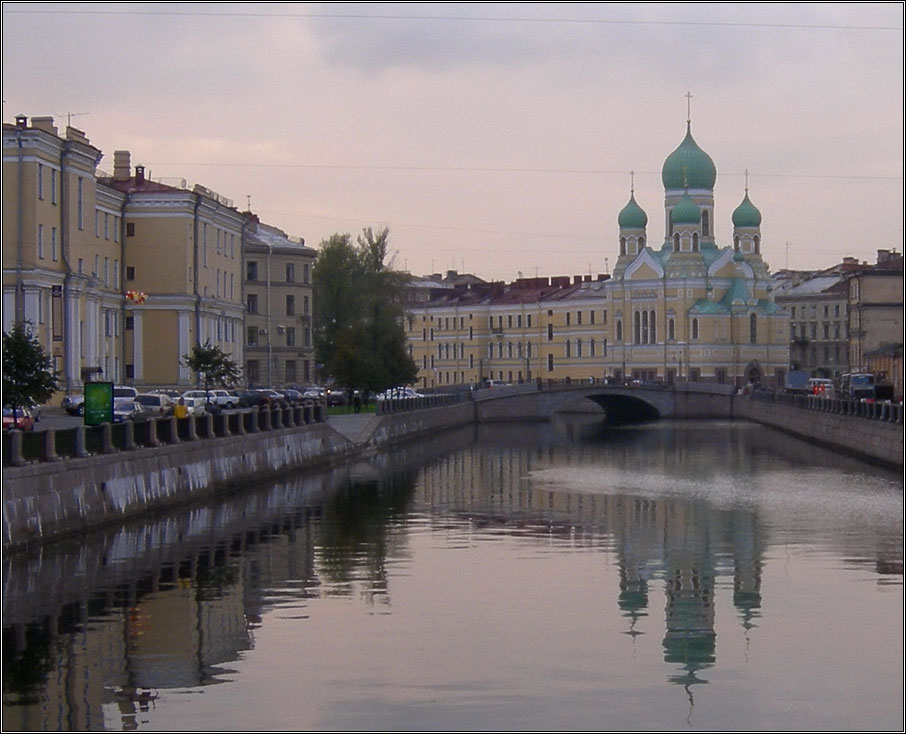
[662,123,717,191]
[618,193,648,229]
[671,191,701,225]
[732,191,762,227]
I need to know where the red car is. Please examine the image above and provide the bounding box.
[3,407,36,432]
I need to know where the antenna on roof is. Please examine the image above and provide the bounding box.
[57,111,89,127]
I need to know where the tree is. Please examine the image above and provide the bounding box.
[183,341,241,407]
[2,324,58,423]
[314,227,418,395]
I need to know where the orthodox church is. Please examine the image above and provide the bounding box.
[602,116,788,387]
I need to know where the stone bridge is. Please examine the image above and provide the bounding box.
[471,380,736,423]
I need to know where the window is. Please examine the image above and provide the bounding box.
[125,316,134,330]
[247,261,258,281]
[286,263,295,282]
[547,354,554,372]
[566,312,571,326]
[668,318,675,341]
[589,311,595,325]
[247,360,260,384]
[51,169,57,204]
[692,318,699,340]
[104,213,110,240]
[126,222,135,237]
[577,311,582,325]
[286,295,295,316]
[51,228,58,261]
[285,360,297,383]
[673,233,680,252]
[303,264,310,284]
[507,315,512,328]
[104,257,109,287]
[126,266,135,281]
[750,314,757,344]
[37,224,44,259]
[95,210,100,237]
[304,327,311,347]
[38,164,44,199]
[547,323,553,341]
[247,326,258,345]
[527,314,532,328]
[247,294,258,313]
[286,327,296,346]
[565,341,571,358]
[576,339,582,357]
[303,295,310,315]
[616,320,623,342]
[114,217,120,242]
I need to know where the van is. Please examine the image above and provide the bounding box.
[806,378,835,399]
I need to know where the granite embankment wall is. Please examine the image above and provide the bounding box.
[735,395,903,468]
[2,402,477,551]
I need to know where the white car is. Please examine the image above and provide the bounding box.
[182,389,239,408]
[376,387,423,400]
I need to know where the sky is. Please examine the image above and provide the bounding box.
[2,2,903,282]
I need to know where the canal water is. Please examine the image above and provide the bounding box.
[3,419,902,731]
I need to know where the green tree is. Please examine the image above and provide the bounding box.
[183,341,241,407]
[314,227,418,395]
[2,324,58,423]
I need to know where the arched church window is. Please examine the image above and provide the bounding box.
[692,318,699,340]
[753,235,760,254]
[673,233,680,252]
[702,210,710,237]
[616,320,623,342]
[750,313,757,343]
[620,237,626,256]
[692,233,699,252]
[734,235,739,252]
[649,310,657,344]
[641,311,649,344]
[668,318,675,341]
[633,311,641,344]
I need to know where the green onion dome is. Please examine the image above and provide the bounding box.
[661,123,717,191]
[671,191,701,225]
[732,191,762,228]
[618,193,648,229]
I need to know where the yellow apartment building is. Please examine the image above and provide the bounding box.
[100,151,246,388]
[3,115,127,392]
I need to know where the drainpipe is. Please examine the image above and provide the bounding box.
[193,193,202,354]
[59,140,77,393]
[118,192,130,383]
[14,123,25,325]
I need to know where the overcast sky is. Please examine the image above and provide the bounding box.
[3,2,903,281]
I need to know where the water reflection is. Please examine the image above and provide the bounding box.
[2,419,901,731]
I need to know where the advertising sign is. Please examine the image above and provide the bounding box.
[84,382,113,426]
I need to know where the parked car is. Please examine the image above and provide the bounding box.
[182,389,239,409]
[62,394,85,416]
[113,385,139,399]
[301,386,325,400]
[135,392,175,417]
[280,388,304,403]
[3,406,36,432]
[182,396,208,417]
[325,388,349,406]
[112,399,146,423]
[375,387,423,400]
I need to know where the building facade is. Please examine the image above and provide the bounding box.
[3,115,126,392]
[242,216,317,387]
[406,120,790,389]
[846,250,904,373]
[100,151,246,388]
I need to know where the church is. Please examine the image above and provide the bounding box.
[405,113,790,390]
[601,115,788,386]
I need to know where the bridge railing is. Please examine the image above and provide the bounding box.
[2,402,328,468]
[748,390,903,425]
[375,391,468,415]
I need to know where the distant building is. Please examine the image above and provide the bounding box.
[242,215,316,387]
[406,117,789,389]
[774,257,868,378]
[846,249,903,374]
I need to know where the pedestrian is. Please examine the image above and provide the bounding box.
[353,390,361,414]
[173,397,189,419]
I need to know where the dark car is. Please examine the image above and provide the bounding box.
[280,388,304,403]
[325,388,348,406]
[112,399,146,423]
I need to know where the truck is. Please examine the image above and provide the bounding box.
[783,369,810,394]
[839,373,876,401]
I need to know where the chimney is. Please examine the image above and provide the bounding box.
[135,165,145,184]
[113,150,131,181]
[30,116,58,136]
[15,115,27,130]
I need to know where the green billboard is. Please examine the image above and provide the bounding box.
[84,382,113,426]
